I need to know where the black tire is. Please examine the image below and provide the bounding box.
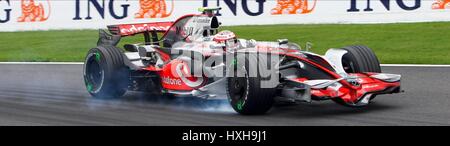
[226,53,277,115]
[83,46,128,98]
[341,45,381,73]
[333,45,381,107]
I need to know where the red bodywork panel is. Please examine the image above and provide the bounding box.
[285,52,399,103]
[149,59,206,91]
[304,73,400,103]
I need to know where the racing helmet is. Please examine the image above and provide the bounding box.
[213,30,238,49]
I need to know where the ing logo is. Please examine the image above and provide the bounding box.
[135,0,174,18]
[432,0,450,9]
[17,0,51,22]
[0,0,12,23]
[271,0,317,15]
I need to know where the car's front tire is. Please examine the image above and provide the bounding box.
[332,45,381,107]
[227,53,277,115]
[83,46,128,98]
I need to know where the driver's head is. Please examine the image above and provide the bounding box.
[213,30,238,49]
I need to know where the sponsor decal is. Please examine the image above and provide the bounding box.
[117,22,172,36]
[0,0,11,23]
[348,0,421,12]
[74,0,174,20]
[73,0,130,20]
[363,84,380,89]
[162,76,182,86]
[174,63,204,88]
[192,16,210,23]
[17,0,51,22]
[135,0,174,18]
[271,0,317,15]
[432,0,450,9]
[202,0,265,16]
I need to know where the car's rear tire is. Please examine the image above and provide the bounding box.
[333,45,381,107]
[227,53,277,115]
[83,46,128,98]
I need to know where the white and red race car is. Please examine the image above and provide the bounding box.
[83,8,402,115]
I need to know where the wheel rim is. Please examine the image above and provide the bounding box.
[229,65,248,111]
[85,53,104,93]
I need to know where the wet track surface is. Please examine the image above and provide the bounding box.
[0,64,449,125]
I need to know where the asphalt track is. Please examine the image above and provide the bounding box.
[0,64,449,126]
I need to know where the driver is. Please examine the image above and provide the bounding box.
[213,30,239,50]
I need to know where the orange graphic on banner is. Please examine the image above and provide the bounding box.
[271,0,317,15]
[17,0,50,22]
[432,0,450,9]
[135,0,174,18]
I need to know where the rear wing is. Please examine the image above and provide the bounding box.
[107,22,173,37]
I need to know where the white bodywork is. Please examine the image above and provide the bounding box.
[324,48,349,77]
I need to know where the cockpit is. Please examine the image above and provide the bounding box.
[162,15,221,48]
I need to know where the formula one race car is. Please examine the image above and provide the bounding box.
[83,7,402,115]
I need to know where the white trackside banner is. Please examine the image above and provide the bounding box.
[0,0,449,32]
